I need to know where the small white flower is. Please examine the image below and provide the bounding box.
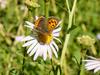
[0,0,7,9]
[97,33,100,40]
[22,17,62,60]
[83,56,100,73]
[15,36,25,42]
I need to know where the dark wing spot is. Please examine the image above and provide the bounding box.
[49,22,51,24]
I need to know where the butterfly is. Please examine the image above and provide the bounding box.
[34,16,60,34]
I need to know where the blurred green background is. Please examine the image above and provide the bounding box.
[0,0,100,75]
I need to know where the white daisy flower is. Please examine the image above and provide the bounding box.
[83,56,100,73]
[22,16,62,60]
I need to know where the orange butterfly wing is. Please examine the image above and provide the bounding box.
[34,16,44,29]
[34,16,48,33]
[47,17,59,32]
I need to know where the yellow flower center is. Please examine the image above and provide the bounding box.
[37,32,53,44]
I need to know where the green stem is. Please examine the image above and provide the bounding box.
[35,8,39,16]
[51,0,57,13]
[60,34,70,75]
[6,55,12,75]
[35,0,39,16]
[60,0,77,75]
[21,48,26,75]
[66,0,71,14]
[61,34,70,64]
[79,57,85,75]
[44,0,49,18]
[90,44,97,55]
[67,0,77,30]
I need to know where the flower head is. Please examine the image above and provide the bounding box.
[22,16,62,60]
[77,35,95,46]
[83,56,100,73]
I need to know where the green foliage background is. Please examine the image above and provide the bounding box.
[0,0,100,75]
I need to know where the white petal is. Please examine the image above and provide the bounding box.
[25,21,34,26]
[51,41,59,51]
[25,21,34,29]
[38,45,43,56]
[53,37,62,43]
[25,25,33,29]
[33,50,39,60]
[22,40,34,47]
[27,40,38,53]
[35,16,39,20]
[85,61,100,67]
[50,44,58,58]
[33,45,41,60]
[83,56,100,73]
[86,63,100,70]
[94,66,100,73]
[53,32,60,37]
[43,45,47,60]
[47,45,52,59]
[83,60,97,62]
[53,27,61,33]
[87,56,97,59]
[56,20,62,27]
[29,43,39,56]
[15,36,24,42]
[21,36,34,41]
